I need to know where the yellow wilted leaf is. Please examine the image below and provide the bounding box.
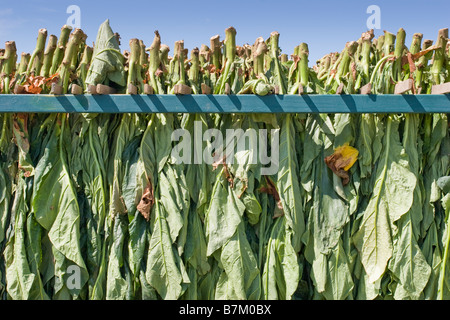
[324,143,359,185]
[336,143,359,171]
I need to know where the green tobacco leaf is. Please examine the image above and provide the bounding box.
[105,214,129,300]
[159,164,190,249]
[421,221,442,299]
[388,114,431,300]
[109,114,143,216]
[31,114,88,297]
[12,114,34,178]
[75,115,110,299]
[85,19,126,87]
[421,114,448,237]
[261,217,299,300]
[205,169,245,256]
[0,164,11,248]
[146,199,189,300]
[277,114,305,253]
[301,116,355,300]
[437,176,450,194]
[184,206,210,276]
[26,212,49,300]
[215,222,261,300]
[356,114,384,196]
[354,116,417,284]
[4,177,36,300]
[437,177,450,299]
[183,113,214,218]
[308,239,354,300]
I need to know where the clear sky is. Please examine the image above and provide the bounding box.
[0,0,448,64]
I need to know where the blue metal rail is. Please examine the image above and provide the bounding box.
[0,94,449,113]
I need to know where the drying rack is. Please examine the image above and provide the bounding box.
[0,94,449,113]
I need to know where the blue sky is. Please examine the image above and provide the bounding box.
[0,0,448,63]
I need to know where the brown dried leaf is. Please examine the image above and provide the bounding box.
[212,155,234,188]
[137,180,154,221]
[259,176,284,218]
[324,144,359,186]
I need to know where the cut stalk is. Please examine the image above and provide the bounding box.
[393,28,406,82]
[431,28,448,85]
[139,40,148,72]
[40,34,57,77]
[360,30,374,83]
[317,54,331,79]
[415,39,433,91]
[177,40,186,85]
[160,44,170,64]
[17,52,31,75]
[383,31,396,57]
[27,28,48,76]
[327,41,357,91]
[210,35,221,73]
[253,37,266,77]
[168,40,186,94]
[298,43,309,89]
[214,27,236,94]
[199,44,210,66]
[50,25,73,75]
[375,34,385,61]
[410,33,423,55]
[147,31,161,94]
[77,45,93,89]
[127,38,142,94]
[269,31,286,94]
[57,28,85,93]
[189,47,200,94]
[0,41,17,94]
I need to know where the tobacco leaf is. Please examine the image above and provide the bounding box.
[324,143,359,186]
[85,19,126,87]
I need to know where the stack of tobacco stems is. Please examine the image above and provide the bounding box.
[0,20,449,95]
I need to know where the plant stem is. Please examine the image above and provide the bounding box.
[0,41,17,94]
[369,54,394,85]
[375,34,385,61]
[127,38,141,94]
[254,37,267,78]
[77,45,93,89]
[58,28,84,93]
[415,39,433,91]
[160,44,170,67]
[148,31,161,94]
[360,30,374,83]
[298,42,309,89]
[410,33,423,55]
[176,40,186,85]
[393,28,406,82]
[383,31,396,57]
[189,47,200,93]
[269,31,286,94]
[210,35,221,73]
[214,27,236,94]
[50,25,73,75]
[331,41,357,91]
[40,34,57,77]
[431,28,448,85]
[27,28,48,76]
[17,52,31,75]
